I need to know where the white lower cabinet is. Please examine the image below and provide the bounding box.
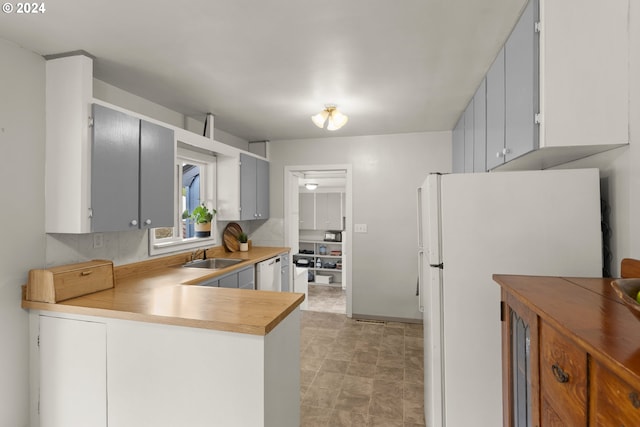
[39,316,107,427]
[34,310,300,427]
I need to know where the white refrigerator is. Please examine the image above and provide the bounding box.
[417,169,602,427]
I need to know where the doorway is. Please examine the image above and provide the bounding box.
[284,165,353,317]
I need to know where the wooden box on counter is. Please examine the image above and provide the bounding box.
[26,260,114,303]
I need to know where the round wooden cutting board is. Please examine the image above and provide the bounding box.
[222,222,243,252]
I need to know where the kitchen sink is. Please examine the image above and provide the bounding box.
[183,258,243,269]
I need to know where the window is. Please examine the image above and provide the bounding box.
[149,147,217,255]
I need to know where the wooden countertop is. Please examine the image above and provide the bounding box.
[493,274,640,383]
[22,246,304,336]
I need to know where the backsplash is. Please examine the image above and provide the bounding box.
[45,217,285,268]
[245,217,284,247]
[46,230,149,267]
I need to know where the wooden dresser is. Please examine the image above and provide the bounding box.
[494,259,640,427]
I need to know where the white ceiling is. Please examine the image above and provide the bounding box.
[0,0,526,142]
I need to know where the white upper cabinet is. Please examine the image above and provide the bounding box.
[44,54,176,233]
[494,0,629,170]
[455,0,629,173]
[540,0,628,149]
[45,55,94,233]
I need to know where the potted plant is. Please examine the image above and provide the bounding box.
[190,204,216,237]
[238,232,249,252]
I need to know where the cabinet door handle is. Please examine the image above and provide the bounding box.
[551,364,569,383]
[144,219,151,225]
[629,391,640,409]
[130,219,138,226]
[417,249,424,312]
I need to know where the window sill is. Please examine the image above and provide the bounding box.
[149,236,217,256]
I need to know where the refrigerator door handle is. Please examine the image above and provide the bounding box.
[418,249,424,312]
[417,187,423,248]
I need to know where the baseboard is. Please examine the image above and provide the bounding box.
[351,313,422,324]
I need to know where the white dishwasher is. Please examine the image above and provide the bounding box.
[256,256,281,291]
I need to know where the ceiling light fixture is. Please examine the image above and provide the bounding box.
[311,104,349,131]
[305,183,319,190]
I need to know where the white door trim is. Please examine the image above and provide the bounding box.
[284,164,353,317]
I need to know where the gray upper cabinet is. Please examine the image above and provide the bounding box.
[91,104,140,232]
[463,102,474,173]
[473,79,487,173]
[256,157,269,220]
[239,153,270,220]
[240,153,258,221]
[217,153,270,221]
[486,47,506,171]
[504,0,539,164]
[452,116,465,173]
[140,121,175,230]
[453,79,487,174]
[91,104,174,232]
[454,0,629,173]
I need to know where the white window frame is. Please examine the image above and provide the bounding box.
[148,147,217,256]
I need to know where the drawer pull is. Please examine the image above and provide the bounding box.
[80,271,93,277]
[629,391,640,409]
[551,364,569,383]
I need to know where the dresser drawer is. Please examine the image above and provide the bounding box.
[539,321,587,426]
[590,360,640,427]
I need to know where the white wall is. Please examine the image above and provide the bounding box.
[94,79,249,151]
[0,39,46,427]
[269,132,451,320]
[552,1,639,277]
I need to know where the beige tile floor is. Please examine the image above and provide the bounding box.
[300,310,426,427]
[307,284,346,314]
